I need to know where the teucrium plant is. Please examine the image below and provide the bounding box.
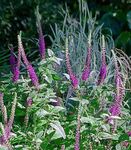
[0,0,130,149]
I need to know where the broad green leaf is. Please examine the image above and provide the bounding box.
[36,109,50,118]
[50,121,66,139]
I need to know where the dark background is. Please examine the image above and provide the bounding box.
[0,0,131,67]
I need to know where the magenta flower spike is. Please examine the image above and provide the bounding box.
[36,6,46,59]
[97,35,107,85]
[108,50,125,126]
[82,31,92,81]
[9,45,16,73]
[65,38,78,89]
[0,93,17,146]
[12,66,20,82]
[109,104,121,118]
[11,39,21,83]
[18,34,39,89]
[27,64,39,89]
[38,26,46,59]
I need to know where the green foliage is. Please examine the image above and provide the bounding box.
[0,0,131,150]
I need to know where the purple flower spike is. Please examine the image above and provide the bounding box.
[11,38,21,83]
[109,104,121,116]
[18,34,39,89]
[82,31,92,81]
[27,64,39,89]
[65,38,78,89]
[12,66,20,82]
[70,74,79,89]
[38,30,46,59]
[0,93,17,146]
[36,6,46,59]
[108,50,125,129]
[97,64,106,85]
[9,46,16,73]
[97,35,107,85]
[82,67,90,81]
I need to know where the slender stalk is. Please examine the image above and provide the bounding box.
[74,91,83,150]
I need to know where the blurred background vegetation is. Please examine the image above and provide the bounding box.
[0,0,131,69]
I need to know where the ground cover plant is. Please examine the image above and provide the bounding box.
[0,1,131,150]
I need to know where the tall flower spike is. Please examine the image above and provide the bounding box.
[9,45,16,73]
[36,6,46,59]
[24,97,33,127]
[74,115,81,150]
[18,34,29,66]
[27,64,40,89]
[12,66,20,83]
[82,31,92,81]
[0,123,6,145]
[65,38,78,89]
[0,93,7,125]
[108,50,124,126]
[0,93,17,148]
[97,35,107,85]
[4,93,17,142]
[12,39,22,83]
[18,34,39,89]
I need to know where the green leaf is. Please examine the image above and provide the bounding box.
[119,133,129,142]
[36,109,50,118]
[81,116,96,125]
[50,121,66,139]
[98,132,119,140]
